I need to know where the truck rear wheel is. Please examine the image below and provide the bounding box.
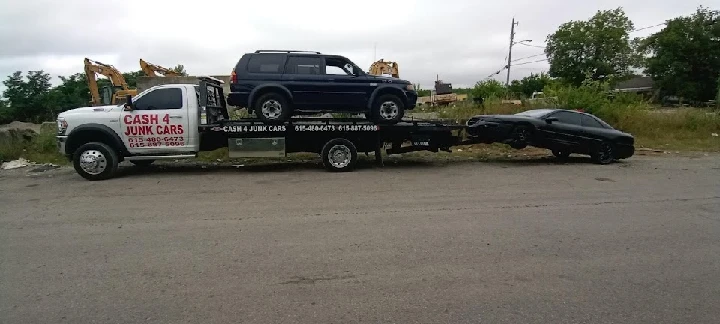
[73,142,119,181]
[321,138,358,172]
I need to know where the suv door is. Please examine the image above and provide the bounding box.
[282,55,328,110]
[323,57,368,110]
[538,111,585,149]
[121,87,191,154]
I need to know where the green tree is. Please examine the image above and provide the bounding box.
[639,6,720,102]
[44,73,92,115]
[471,79,507,100]
[508,72,553,98]
[172,64,188,76]
[122,70,144,88]
[545,8,636,86]
[2,70,52,123]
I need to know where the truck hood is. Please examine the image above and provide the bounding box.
[366,75,410,84]
[59,105,118,117]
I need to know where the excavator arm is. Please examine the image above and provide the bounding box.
[139,58,182,77]
[84,58,137,106]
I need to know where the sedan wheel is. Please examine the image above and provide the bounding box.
[510,126,530,149]
[592,142,615,165]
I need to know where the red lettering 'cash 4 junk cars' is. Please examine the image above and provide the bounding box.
[466,108,634,164]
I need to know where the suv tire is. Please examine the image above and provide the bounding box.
[321,138,358,172]
[73,142,119,181]
[254,92,290,123]
[372,94,405,124]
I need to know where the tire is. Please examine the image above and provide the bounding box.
[552,150,571,159]
[591,141,615,165]
[72,142,119,181]
[321,138,358,172]
[509,125,531,149]
[372,94,405,124]
[254,92,290,123]
[130,160,154,167]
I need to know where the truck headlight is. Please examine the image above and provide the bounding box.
[57,117,68,134]
[406,84,415,91]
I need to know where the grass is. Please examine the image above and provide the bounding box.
[0,128,68,165]
[417,97,720,152]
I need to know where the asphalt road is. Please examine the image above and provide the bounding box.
[1,155,719,323]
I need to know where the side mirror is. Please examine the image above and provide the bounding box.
[123,94,134,111]
[545,117,558,124]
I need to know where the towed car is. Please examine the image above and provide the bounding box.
[466,109,634,164]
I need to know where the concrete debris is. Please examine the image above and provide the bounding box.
[712,133,718,137]
[1,158,30,170]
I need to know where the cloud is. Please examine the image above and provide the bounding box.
[0,0,708,91]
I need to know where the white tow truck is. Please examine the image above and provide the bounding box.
[56,77,466,180]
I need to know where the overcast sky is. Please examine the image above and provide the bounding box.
[0,0,710,92]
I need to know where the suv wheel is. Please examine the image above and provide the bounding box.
[73,142,119,181]
[254,92,290,123]
[321,138,358,172]
[372,94,404,124]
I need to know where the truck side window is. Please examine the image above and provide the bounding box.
[285,56,322,75]
[133,88,183,110]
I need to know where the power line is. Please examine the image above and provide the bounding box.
[511,53,546,62]
[516,42,546,49]
[512,58,548,66]
[487,65,508,78]
[632,22,667,33]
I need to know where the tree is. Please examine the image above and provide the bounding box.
[639,7,720,102]
[122,70,144,88]
[172,64,188,76]
[1,71,52,123]
[44,73,92,115]
[545,8,636,86]
[508,73,553,98]
[471,79,507,100]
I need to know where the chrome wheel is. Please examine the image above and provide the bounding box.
[379,101,399,120]
[328,145,351,169]
[79,150,107,175]
[261,100,282,120]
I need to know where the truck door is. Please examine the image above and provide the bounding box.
[121,87,191,154]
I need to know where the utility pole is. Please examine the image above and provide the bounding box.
[506,18,518,86]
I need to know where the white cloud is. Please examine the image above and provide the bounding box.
[0,0,708,91]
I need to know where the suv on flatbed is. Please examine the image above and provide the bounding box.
[227,50,418,124]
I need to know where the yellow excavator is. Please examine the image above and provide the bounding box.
[368,59,399,78]
[84,58,137,106]
[139,58,182,77]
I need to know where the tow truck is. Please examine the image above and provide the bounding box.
[57,77,469,180]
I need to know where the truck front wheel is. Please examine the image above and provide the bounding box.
[72,142,119,181]
[321,138,358,172]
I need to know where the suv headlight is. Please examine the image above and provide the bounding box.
[405,84,415,91]
[57,117,68,134]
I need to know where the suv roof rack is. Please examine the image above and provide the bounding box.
[254,50,322,54]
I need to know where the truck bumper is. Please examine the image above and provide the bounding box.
[56,135,69,158]
[227,92,249,108]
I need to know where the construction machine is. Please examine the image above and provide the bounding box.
[368,59,399,78]
[139,58,183,77]
[84,58,137,106]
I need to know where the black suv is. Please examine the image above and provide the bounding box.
[227,50,418,123]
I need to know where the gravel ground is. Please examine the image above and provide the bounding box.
[1,154,719,323]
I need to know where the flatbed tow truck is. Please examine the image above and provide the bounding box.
[57,77,473,180]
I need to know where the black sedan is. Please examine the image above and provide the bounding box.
[466,109,634,164]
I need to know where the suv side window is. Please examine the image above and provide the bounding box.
[581,115,605,128]
[247,54,285,73]
[325,57,354,75]
[549,111,581,125]
[134,88,183,110]
[285,56,322,75]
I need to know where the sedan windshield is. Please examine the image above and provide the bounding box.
[515,109,556,118]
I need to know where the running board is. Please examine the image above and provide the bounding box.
[126,154,197,161]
